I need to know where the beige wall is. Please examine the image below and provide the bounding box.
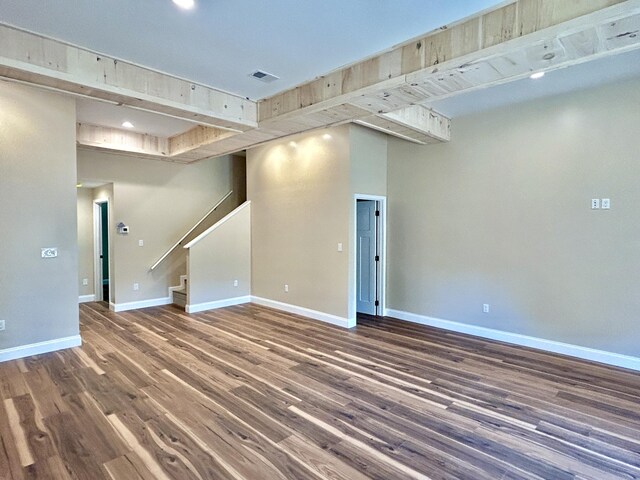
[387,77,640,357]
[77,187,95,298]
[348,125,388,319]
[187,202,251,310]
[350,124,388,197]
[248,125,389,323]
[77,150,235,305]
[0,81,79,351]
[248,126,352,319]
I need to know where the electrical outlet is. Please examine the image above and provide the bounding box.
[601,198,611,209]
[138,239,144,247]
[82,278,89,286]
[133,283,139,291]
[233,280,238,287]
[483,304,490,313]
[284,284,289,293]
[337,243,343,252]
[0,320,5,331]
[591,199,600,209]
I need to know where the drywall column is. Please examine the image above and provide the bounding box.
[247,126,352,326]
[0,81,80,359]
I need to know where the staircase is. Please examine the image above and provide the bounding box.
[170,275,188,308]
[152,155,246,310]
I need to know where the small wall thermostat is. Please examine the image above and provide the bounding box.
[116,222,129,234]
[41,247,58,258]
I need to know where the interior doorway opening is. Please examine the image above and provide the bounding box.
[355,195,385,317]
[94,200,110,303]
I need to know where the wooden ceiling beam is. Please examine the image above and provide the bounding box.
[0,24,257,131]
[355,106,451,145]
[259,0,640,122]
[169,126,239,156]
[10,0,640,162]
[76,124,172,160]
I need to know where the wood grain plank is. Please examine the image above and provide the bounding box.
[0,302,639,479]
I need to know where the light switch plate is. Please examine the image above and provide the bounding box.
[138,239,144,247]
[0,320,5,331]
[601,198,610,209]
[337,243,343,252]
[41,247,58,258]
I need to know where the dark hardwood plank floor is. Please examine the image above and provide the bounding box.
[1,302,640,479]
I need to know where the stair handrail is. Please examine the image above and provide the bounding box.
[149,190,233,271]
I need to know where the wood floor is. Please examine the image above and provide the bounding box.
[1,303,640,479]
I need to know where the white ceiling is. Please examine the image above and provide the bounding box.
[0,0,502,100]
[76,99,196,137]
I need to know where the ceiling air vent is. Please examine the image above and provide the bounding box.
[250,70,279,83]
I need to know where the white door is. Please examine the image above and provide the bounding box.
[357,200,378,314]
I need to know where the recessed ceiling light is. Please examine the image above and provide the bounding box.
[289,141,297,148]
[530,71,545,80]
[122,121,134,128]
[322,134,332,140]
[173,0,195,9]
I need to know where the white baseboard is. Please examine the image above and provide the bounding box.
[385,308,640,372]
[186,295,251,313]
[251,296,355,329]
[110,296,172,313]
[0,335,82,363]
[79,294,96,303]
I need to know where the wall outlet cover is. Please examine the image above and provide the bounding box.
[0,320,5,331]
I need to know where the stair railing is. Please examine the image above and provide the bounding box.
[149,190,233,271]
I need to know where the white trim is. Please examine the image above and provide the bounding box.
[184,201,251,249]
[186,295,251,313]
[386,309,640,372]
[251,296,355,329]
[79,294,96,303]
[352,194,387,322]
[109,296,172,312]
[0,335,82,363]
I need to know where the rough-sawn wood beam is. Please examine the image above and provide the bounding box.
[6,0,640,162]
[0,24,257,131]
[259,0,640,121]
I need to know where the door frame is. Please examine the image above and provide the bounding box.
[93,199,110,302]
[352,194,387,322]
